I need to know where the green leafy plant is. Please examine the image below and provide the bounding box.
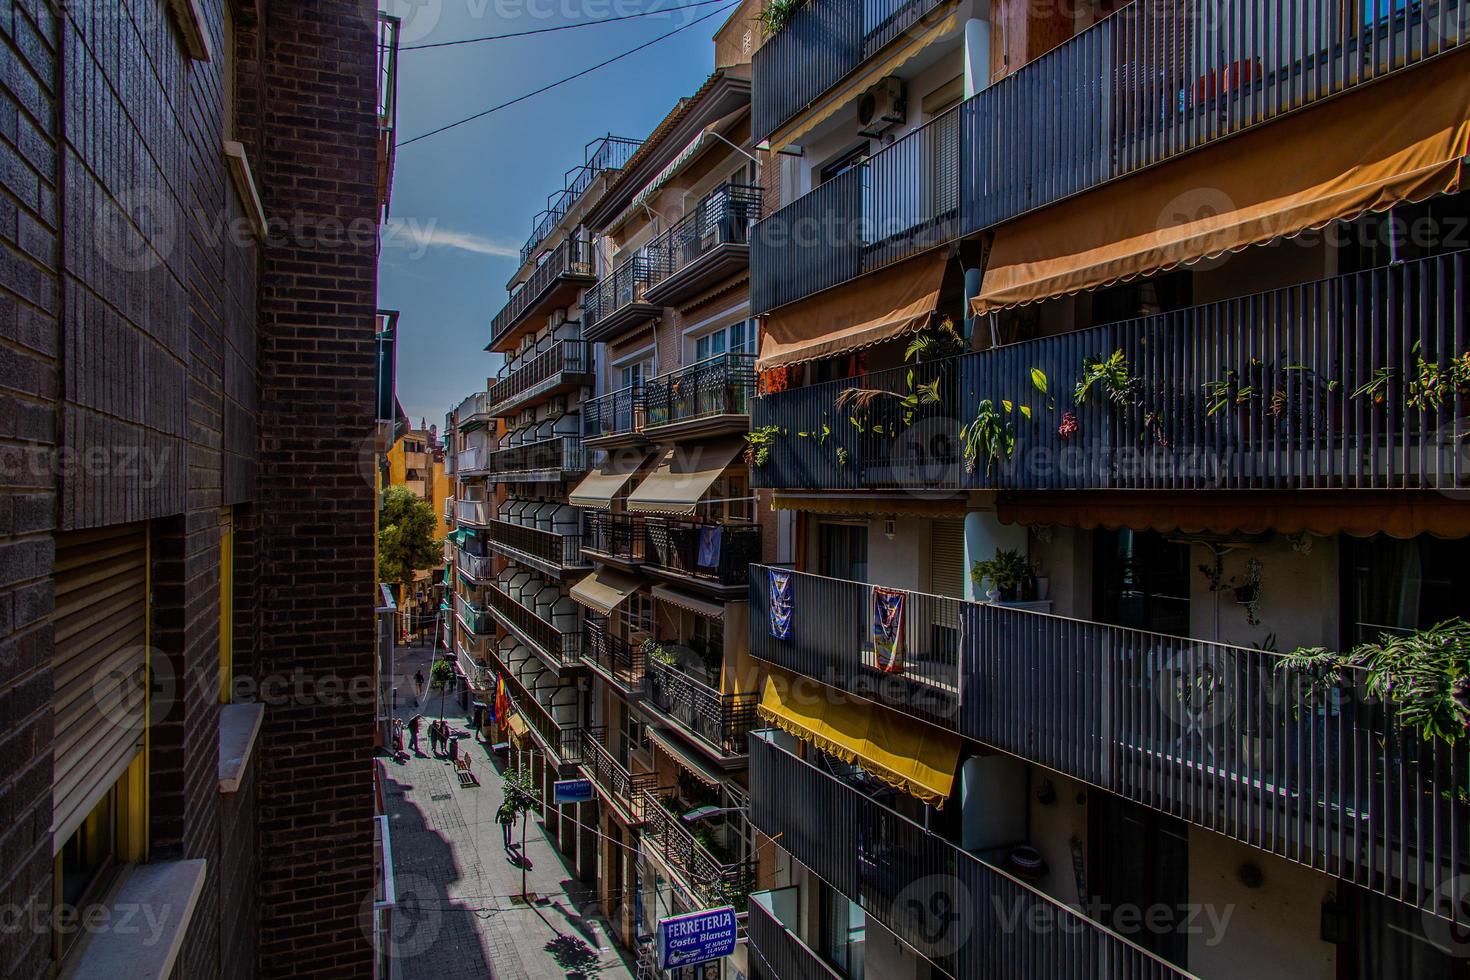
[835,446,849,468]
[1030,367,1053,410]
[642,638,679,667]
[959,399,1022,475]
[1406,344,1470,413]
[498,765,541,828]
[904,318,966,363]
[744,425,783,467]
[756,0,801,36]
[377,484,444,605]
[836,325,952,435]
[1074,349,1140,407]
[429,657,455,689]
[970,548,1031,601]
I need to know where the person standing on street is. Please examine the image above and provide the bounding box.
[408,714,422,754]
[412,667,425,707]
[496,799,516,851]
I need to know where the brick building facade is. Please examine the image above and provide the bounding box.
[0,2,392,977]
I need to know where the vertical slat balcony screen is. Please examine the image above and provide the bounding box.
[748,566,1470,918]
[752,249,1470,492]
[747,897,843,980]
[53,523,149,843]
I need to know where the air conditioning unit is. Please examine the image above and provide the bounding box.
[857,77,907,138]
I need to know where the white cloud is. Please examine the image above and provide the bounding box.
[384,218,518,260]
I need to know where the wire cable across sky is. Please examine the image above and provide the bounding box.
[398,0,737,50]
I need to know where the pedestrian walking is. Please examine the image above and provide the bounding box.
[496,799,517,850]
[407,714,422,754]
[412,668,425,707]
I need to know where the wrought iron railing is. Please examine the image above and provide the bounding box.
[753,250,1470,492]
[753,0,1470,312]
[520,136,641,267]
[488,339,592,417]
[639,790,755,910]
[482,435,585,479]
[646,183,763,285]
[645,353,757,429]
[491,652,583,765]
[643,659,757,756]
[583,251,659,335]
[582,384,645,440]
[484,582,581,668]
[583,512,649,562]
[578,728,657,819]
[748,566,1470,917]
[645,518,761,587]
[490,236,596,349]
[483,516,584,570]
[583,619,644,688]
[750,734,1193,979]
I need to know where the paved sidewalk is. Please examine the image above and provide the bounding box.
[382,641,636,980]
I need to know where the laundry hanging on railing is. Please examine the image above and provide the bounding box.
[697,525,722,570]
[872,587,906,673]
[768,568,793,640]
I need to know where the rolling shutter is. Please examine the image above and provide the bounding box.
[52,523,148,846]
[928,520,965,599]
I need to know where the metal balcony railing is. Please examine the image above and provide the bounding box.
[482,436,585,479]
[747,894,842,980]
[644,353,757,430]
[583,251,659,337]
[753,0,1470,313]
[577,728,657,820]
[645,183,762,285]
[375,13,400,218]
[583,512,649,562]
[454,547,494,582]
[488,339,592,417]
[483,516,584,571]
[642,658,757,756]
[582,384,645,441]
[490,236,596,349]
[639,790,755,910]
[750,734,1192,979]
[456,445,489,474]
[484,582,581,668]
[455,498,491,526]
[753,249,1470,492]
[490,651,584,766]
[453,593,494,635]
[645,518,761,587]
[456,391,490,427]
[748,566,1470,917]
[520,136,641,267]
[582,620,644,688]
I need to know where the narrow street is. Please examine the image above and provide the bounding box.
[382,640,637,980]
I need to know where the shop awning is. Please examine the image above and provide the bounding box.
[995,491,1470,540]
[972,48,1470,316]
[647,727,725,788]
[568,452,649,509]
[626,439,746,515]
[758,250,948,370]
[570,568,644,616]
[448,528,471,546]
[651,584,725,619]
[757,670,962,807]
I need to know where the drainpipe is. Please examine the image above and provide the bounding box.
[962,10,991,343]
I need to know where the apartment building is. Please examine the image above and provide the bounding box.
[0,3,398,978]
[386,423,452,640]
[740,3,1470,980]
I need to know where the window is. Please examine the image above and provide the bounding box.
[688,613,724,669]
[619,591,653,639]
[222,1,236,139]
[1094,529,1191,637]
[693,318,757,362]
[1342,535,1470,645]
[817,523,868,582]
[820,884,866,979]
[619,357,652,391]
[818,144,869,186]
[53,754,147,963]
[220,508,234,703]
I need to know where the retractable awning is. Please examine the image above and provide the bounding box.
[626,438,746,515]
[570,568,644,617]
[973,48,1470,316]
[568,452,649,509]
[759,251,948,370]
[651,584,725,619]
[758,669,962,808]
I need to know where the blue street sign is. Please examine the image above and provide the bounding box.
[656,905,738,970]
[553,779,594,805]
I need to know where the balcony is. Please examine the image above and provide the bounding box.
[577,728,658,825]
[643,353,757,441]
[444,497,455,524]
[455,498,491,526]
[490,646,585,768]
[455,547,494,582]
[582,619,645,696]
[482,516,587,578]
[489,236,596,352]
[638,790,755,910]
[752,0,946,143]
[456,445,489,476]
[488,339,594,418]
[748,566,1470,916]
[644,518,761,596]
[456,391,490,430]
[582,384,646,448]
[753,249,1470,493]
[748,891,841,980]
[375,13,400,220]
[644,184,762,307]
[753,0,1470,313]
[583,512,649,566]
[401,479,426,498]
[749,733,1190,980]
[642,658,757,758]
[484,581,582,671]
[482,435,585,482]
[453,593,494,636]
[520,136,641,269]
[582,252,661,343]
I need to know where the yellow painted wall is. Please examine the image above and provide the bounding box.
[386,437,407,486]
[430,455,450,541]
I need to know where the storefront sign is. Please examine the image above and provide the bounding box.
[552,778,594,805]
[656,905,738,970]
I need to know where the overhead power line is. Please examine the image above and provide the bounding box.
[399,0,736,50]
[398,1,739,148]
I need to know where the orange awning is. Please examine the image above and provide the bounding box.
[759,250,948,370]
[973,48,1470,315]
[995,491,1470,540]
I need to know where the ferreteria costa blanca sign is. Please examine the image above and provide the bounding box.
[656,905,738,970]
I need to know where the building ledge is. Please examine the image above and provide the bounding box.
[59,859,207,980]
[218,702,265,793]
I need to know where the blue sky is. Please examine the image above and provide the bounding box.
[377,0,733,431]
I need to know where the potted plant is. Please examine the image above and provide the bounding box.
[971,548,1030,603]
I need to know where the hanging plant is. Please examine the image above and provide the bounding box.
[904,318,966,363]
[1057,410,1078,440]
[744,425,783,467]
[960,399,1023,475]
[757,0,801,36]
[1074,349,1140,408]
[1232,558,1264,627]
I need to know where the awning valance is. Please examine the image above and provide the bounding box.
[626,438,746,515]
[569,451,650,509]
[758,250,948,370]
[972,48,1470,316]
[995,491,1470,540]
[647,727,725,788]
[758,669,962,807]
[650,584,726,619]
[771,492,968,519]
[570,568,645,617]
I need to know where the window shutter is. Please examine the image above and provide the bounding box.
[929,520,965,599]
[52,523,149,846]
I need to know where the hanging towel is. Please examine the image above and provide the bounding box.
[872,586,906,673]
[697,525,722,569]
[769,568,793,640]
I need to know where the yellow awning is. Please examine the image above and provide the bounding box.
[758,250,947,370]
[570,568,644,617]
[568,451,649,509]
[973,47,1470,315]
[626,438,746,515]
[758,669,961,807]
